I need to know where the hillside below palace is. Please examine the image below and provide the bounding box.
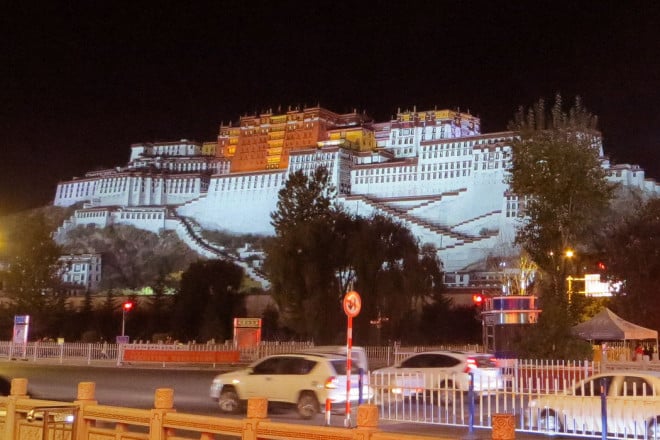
[53,106,659,288]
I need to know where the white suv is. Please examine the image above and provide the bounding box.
[373,350,503,404]
[209,352,372,419]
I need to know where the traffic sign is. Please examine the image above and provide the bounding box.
[343,290,361,318]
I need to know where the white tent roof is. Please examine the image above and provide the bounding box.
[572,308,658,341]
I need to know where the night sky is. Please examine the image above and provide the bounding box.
[2,2,659,215]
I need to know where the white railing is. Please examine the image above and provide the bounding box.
[0,341,600,373]
[371,366,660,440]
[0,340,318,365]
[0,341,486,366]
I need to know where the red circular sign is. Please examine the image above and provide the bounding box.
[343,291,362,318]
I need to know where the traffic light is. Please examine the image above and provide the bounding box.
[472,293,484,307]
[121,300,134,337]
[596,261,607,281]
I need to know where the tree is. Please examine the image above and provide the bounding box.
[260,304,281,340]
[97,289,118,340]
[144,272,173,339]
[507,94,614,288]
[1,213,62,337]
[271,167,336,234]
[62,225,199,290]
[507,94,615,358]
[171,260,245,342]
[601,198,660,330]
[264,167,345,342]
[349,215,444,344]
[514,276,593,360]
[265,167,447,344]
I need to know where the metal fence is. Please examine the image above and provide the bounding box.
[0,341,481,366]
[0,341,119,364]
[370,360,660,440]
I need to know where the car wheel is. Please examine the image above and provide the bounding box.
[0,377,11,396]
[648,418,660,440]
[297,392,319,419]
[438,381,456,406]
[218,387,241,414]
[423,390,438,405]
[538,410,561,434]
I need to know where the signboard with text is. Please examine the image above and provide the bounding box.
[12,315,30,344]
[233,317,262,347]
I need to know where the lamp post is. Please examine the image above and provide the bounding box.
[370,309,389,346]
[563,249,575,302]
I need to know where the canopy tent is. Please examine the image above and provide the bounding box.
[572,308,658,342]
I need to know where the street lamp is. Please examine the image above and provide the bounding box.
[563,249,576,302]
[121,301,134,337]
[369,309,389,346]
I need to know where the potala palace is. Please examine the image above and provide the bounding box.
[52,106,660,290]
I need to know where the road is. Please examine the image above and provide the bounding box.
[0,360,383,427]
[0,360,546,438]
[0,360,222,414]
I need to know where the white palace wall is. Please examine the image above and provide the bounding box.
[176,172,283,235]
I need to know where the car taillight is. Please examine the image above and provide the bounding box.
[464,358,477,373]
[490,357,498,367]
[325,376,338,389]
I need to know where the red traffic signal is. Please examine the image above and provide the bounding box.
[122,301,134,312]
[472,294,484,306]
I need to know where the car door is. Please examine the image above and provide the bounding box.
[244,356,284,400]
[568,375,613,433]
[423,354,461,392]
[608,374,658,435]
[275,356,318,404]
[395,354,429,395]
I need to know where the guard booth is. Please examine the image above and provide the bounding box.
[233,317,262,348]
[481,295,540,357]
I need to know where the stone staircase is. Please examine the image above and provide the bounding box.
[168,211,271,289]
[53,206,271,289]
[354,194,499,250]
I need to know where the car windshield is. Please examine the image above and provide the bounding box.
[331,360,363,375]
[471,356,497,368]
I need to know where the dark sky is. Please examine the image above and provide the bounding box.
[2,2,659,215]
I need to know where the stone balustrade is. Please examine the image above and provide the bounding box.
[0,378,464,440]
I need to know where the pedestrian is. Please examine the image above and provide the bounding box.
[101,338,108,359]
[635,342,644,361]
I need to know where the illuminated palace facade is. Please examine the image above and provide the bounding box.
[53,106,660,283]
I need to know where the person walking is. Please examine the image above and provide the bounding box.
[101,338,109,359]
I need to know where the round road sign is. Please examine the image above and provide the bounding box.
[343,291,362,318]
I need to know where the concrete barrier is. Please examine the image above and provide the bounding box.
[122,349,240,364]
